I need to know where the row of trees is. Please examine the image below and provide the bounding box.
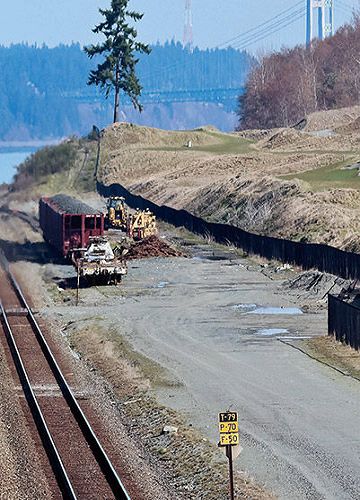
[85,0,253,122]
[239,15,360,130]
[0,42,252,140]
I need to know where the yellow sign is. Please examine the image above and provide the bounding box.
[218,412,239,447]
[219,433,239,446]
[219,421,239,433]
[219,412,237,423]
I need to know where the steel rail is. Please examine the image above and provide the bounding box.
[4,266,131,500]
[0,302,77,499]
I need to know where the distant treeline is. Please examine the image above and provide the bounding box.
[0,41,253,140]
[239,15,360,130]
[139,41,253,91]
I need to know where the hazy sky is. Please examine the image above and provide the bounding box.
[1,1,359,52]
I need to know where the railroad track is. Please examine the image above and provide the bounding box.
[0,257,130,499]
[0,205,40,233]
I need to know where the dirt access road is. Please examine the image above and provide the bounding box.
[48,239,360,500]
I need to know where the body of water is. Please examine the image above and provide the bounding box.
[0,149,35,184]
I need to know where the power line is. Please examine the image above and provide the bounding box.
[231,13,305,52]
[141,3,306,83]
[231,8,305,50]
[217,1,304,49]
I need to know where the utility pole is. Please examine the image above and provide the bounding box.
[306,0,334,46]
[183,0,194,52]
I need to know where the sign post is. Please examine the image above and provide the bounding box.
[218,411,240,500]
[76,264,80,306]
[226,444,235,500]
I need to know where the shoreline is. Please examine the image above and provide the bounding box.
[0,139,63,151]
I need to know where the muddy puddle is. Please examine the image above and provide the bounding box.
[155,281,170,289]
[233,303,303,315]
[192,254,230,262]
[249,306,303,315]
[255,328,289,336]
[232,303,257,312]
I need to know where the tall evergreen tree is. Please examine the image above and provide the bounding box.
[84,0,150,123]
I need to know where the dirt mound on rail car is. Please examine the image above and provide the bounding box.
[126,236,184,260]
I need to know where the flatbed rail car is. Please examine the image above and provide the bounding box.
[39,194,104,258]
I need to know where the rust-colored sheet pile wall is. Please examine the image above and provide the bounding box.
[126,236,184,260]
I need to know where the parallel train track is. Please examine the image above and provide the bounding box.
[0,256,130,499]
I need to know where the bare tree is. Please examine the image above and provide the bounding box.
[238,15,360,130]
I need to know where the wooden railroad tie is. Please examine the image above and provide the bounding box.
[3,308,28,317]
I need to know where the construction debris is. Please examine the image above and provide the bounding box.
[126,236,184,260]
[283,271,349,300]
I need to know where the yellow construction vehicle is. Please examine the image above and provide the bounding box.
[106,196,128,231]
[127,208,157,240]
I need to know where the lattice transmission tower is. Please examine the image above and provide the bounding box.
[183,0,194,52]
[306,0,334,46]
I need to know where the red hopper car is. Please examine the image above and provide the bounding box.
[39,194,104,258]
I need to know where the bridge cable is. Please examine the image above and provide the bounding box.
[140,2,306,85]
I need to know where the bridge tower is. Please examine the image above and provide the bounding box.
[306,0,334,46]
[183,0,194,52]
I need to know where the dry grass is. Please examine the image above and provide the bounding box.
[303,336,360,380]
[97,120,360,250]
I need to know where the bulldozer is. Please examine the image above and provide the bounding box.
[127,208,157,240]
[106,196,128,231]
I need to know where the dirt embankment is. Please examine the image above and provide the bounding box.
[301,105,360,133]
[95,117,360,250]
[6,111,360,250]
[7,106,360,250]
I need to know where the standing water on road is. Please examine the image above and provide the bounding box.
[248,306,303,315]
[232,304,303,315]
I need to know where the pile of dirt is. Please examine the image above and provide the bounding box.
[235,129,274,141]
[126,236,184,260]
[303,105,360,132]
[335,116,360,135]
[258,127,332,151]
[260,128,303,149]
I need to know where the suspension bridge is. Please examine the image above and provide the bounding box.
[67,0,355,110]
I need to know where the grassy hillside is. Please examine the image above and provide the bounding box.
[282,161,360,190]
[11,109,360,251]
